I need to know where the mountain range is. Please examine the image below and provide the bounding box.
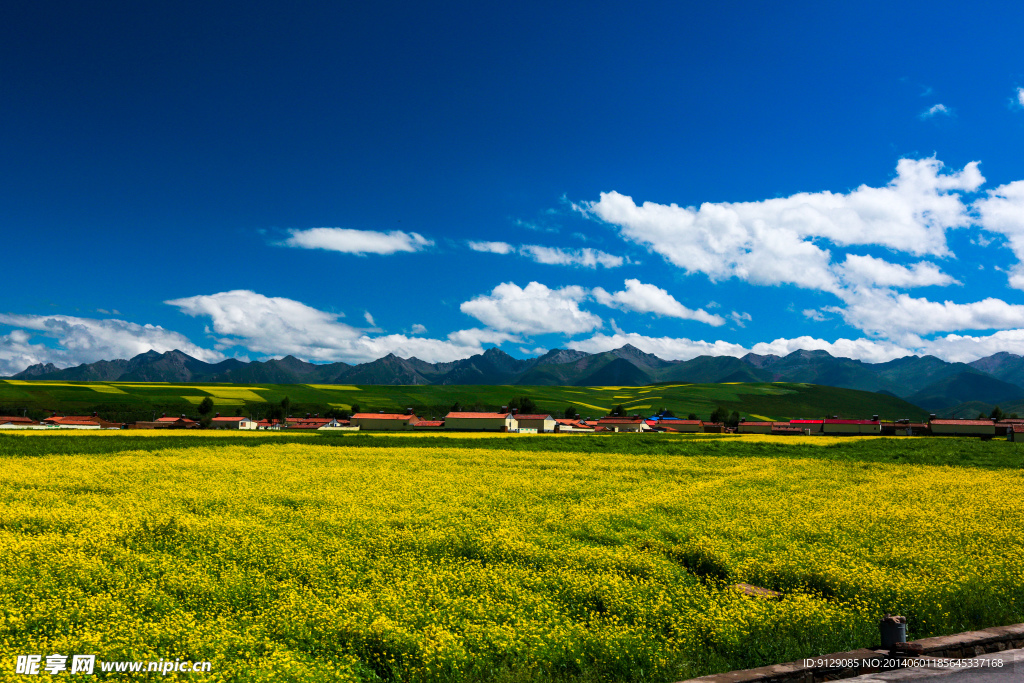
[12,346,1024,414]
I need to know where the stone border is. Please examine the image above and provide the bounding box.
[676,623,1024,683]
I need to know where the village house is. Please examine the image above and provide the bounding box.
[209,416,257,430]
[929,419,996,437]
[554,418,594,433]
[513,414,557,433]
[42,415,103,429]
[737,421,773,434]
[822,418,881,435]
[350,412,420,430]
[652,419,702,433]
[409,419,444,431]
[790,419,823,434]
[0,416,42,429]
[286,417,345,430]
[444,411,518,432]
[596,416,650,432]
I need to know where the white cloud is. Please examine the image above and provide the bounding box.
[1017,87,1024,108]
[468,240,515,254]
[585,158,983,293]
[410,323,427,334]
[729,311,752,327]
[363,311,376,327]
[920,103,952,119]
[283,227,433,255]
[838,254,958,288]
[919,329,1024,363]
[0,313,224,375]
[591,279,725,326]
[460,281,602,336]
[833,290,1024,341]
[518,245,624,268]
[566,332,911,364]
[166,290,491,364]
[974,180,1024,288]
[468,240,623,268]
[803,309,829,322]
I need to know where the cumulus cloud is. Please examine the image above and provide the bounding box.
[459,281,602,336]
[920,103,952,119]
[591,279,725,326]
[838,254,959,288]
[166,290,494,364]
[468,241,515,254]
[0,313,224,376]
[1017,87,1024,108]
[282,227,433,255]
[585,158,983,293]
[832,290,1024,341]
[974,180,1024,288]
[410,324,427,334]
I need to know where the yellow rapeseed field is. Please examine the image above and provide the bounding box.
[1,436,1022,682]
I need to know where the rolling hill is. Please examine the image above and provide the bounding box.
[10,345,1024,414]
[0,378,928,424]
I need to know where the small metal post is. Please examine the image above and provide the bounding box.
[879,614,907,647]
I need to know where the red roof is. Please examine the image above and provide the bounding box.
[445,412,511,419]
[44,416,100,425]
[513,414,554,420]
[740,421,773,426]
[0,416,36,424]
[1011,424,1024,433]
[791,420,824,424]
[351,413,418,420]
[157,416,196,423]
[597,417,645,424]
[211,416,250,422]
[412,420,444,427]
[824,419,880,425]
[931,419,994,426]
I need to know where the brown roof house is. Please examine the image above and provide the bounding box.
[350,412,420,431]
[444,412,518,432]
[596,416,650,432]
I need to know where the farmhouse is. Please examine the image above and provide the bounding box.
[655,419,701,433]
[596,416,650,432]
[0,416,42,429]
[790,419,823,434]
[929,419,995,437]
[444,412,518,432]
[513,414,557,433]
[42,415,102,429]
[131,417,197,429]
[554,418,594,432]
[287,417,345,430]
[210,416,257,430]
[410,419,445,430]
[738,421,773,434]
[822,419,881,435]
[1008,424,1024,442]
[350,412,420,430]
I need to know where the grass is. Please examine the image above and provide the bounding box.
[0,380,928,425]
[0,433,1022,682]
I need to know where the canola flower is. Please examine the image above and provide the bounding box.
[0,437,1022,682]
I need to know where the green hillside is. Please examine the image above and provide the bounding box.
[0,379,927,423]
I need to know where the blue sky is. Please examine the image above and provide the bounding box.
[3,0,1024,374]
